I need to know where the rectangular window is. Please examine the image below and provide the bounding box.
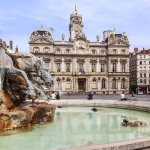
[79,63,84,73]
[56,63,61,72]
[140,73,142,78]
[101,64,105,72]
[121,63,125,72]
[91,63,96,72]
[144,73,146,77]
[112,63,117,72]
[112,79,117,89]
[140,61,142,65]
[66,63,70,72]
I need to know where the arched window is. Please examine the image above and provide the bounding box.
[140,79,143,83]
[43,47,50,53]
[102,78,106,89]
[121,78,126,89]
[92,49,96,55]
[33,47,40,53]
[112,78,117,89]
[56,48,61,54]
[101,50,105,55]
[92,77,97,82]
[66,78,71,82]
[113,49,117,54]
[56,78,61,82]
[66,49,70,53]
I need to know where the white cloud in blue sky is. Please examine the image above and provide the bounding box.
[0,0,150,52]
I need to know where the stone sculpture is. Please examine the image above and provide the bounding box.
[121,119,147,127]
[0,39,55,131]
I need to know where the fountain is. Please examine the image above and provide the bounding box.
[0,39,56,131]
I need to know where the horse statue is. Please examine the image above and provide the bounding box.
[6,46,53,100]
[0,39,36,107]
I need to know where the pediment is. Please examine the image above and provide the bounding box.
[29,36,53,44]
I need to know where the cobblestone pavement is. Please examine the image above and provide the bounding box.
[60,93,150,101]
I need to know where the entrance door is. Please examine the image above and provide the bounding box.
[78,78,86,91]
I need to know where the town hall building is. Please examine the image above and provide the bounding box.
[29,8,130,94]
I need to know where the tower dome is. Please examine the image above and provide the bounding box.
[70,6,82,19]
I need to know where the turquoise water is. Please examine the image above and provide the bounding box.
[1,107,150,150]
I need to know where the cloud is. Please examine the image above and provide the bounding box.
[0,0,150,52]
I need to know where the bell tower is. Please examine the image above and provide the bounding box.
[69,6,83,41]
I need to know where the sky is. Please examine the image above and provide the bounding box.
[0,0,150,52]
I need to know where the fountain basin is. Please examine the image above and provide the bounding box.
[1,105,150,150]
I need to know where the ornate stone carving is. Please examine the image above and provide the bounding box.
[62,34,65,41]
[111,58,118,62]
[29,30,53,44]
[77,59,85,63]
[107,33,129,45]
[74,40,89,51]
[65,58,72,62]
[75,32,87,41]
[96,35,100,42]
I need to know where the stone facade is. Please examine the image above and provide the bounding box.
[29,8,130,94]
[130,48,150,94]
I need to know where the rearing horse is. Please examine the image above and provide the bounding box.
[0,44,36,106]
[8,50,53,99]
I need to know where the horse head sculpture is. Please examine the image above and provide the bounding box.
[30,54,54,87]
[7,50,53,100]
[0,39,36,107]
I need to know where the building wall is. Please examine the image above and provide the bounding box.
[29,9,130,95]
[130,49,150,94]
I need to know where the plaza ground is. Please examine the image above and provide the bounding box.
[60,93,150,101]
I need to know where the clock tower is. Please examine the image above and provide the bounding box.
[69,6,83,41]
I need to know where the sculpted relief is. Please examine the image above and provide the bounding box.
[74,40,89,52]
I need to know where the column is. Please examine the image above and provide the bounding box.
[96,59,100,72]
[117,78,121,92]
[62,78,65,92]
[72,58,77,72]
[75,78,78,93]
[73,77,76,93]
[98,79,101,92]
[61,58,65,72]
[118,59,121,72]
[85,58,90,73]
[51,57,54,72]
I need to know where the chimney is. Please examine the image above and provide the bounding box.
[2,41,6,49]
[9,40,13,50]
[143,48,145,51]
[15,45,18,53]
[134,48,138,54]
